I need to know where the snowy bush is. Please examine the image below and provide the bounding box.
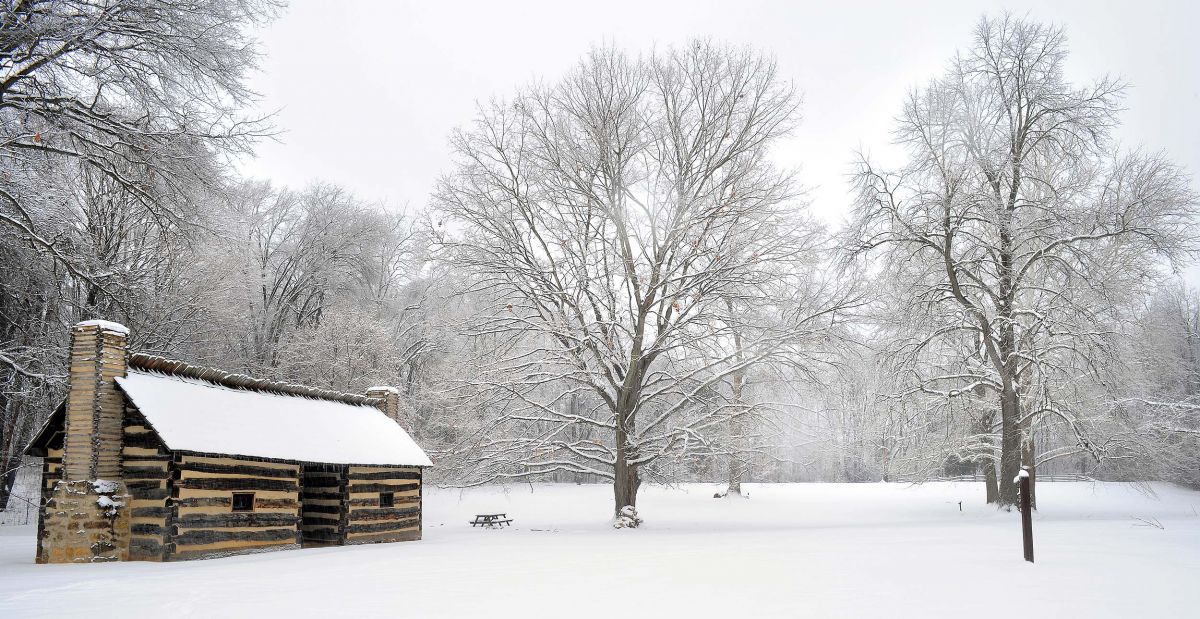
[613,505,642,529]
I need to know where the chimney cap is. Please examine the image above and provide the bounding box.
[75,319,129,335]
[366,386,400,395]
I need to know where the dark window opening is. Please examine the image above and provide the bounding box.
[379,492,394,508]
[232,492,255,512]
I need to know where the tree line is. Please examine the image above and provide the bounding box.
[2,2,1196,516]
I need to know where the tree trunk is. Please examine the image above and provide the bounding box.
[977,410,999,504]
[0,393,18,511]
[984,461,999,504]
[727,443,744,496]
[996,383,1022,507]
[613,402,641,515]
[727,456,744,496]
[879,445,891,483]
[613,426,640,515]
[0,471,14,512]
[726,368,746,496]
[725,301,748,497]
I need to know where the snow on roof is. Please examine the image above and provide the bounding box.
[115,370,432,466]
[76,319,129,335]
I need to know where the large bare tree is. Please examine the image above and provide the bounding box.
[435,42,860,516]
[846,15,1198,506]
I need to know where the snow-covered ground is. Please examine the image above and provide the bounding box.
[2,482,1198,618]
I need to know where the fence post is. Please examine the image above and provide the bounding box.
[1016,466,1034,563]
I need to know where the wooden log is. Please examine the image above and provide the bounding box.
[169,542,299,561]
[132,523,164,536]
[130,539,167,562]
[347,497,419,507]
[178,461,300,479]
[172,496,297,509]
[176,506,295,517]
[178,453,299,470]
[131,507,171,518]
[349,488,418,500]
[122,466,170,479]
[346,470,421,481]
[346,482,419,494]
[172,496,232,508]
[345,518,420,535]
[344,529,421,545]
[256,498,300,509]
[129,537,165,557]
[122,432,164,449]
[348,507,421,521]
[130,488,171,501]
[176,512,299,529]
[178,477,299,492]
[176,488,295,501]
[172,528,297,546]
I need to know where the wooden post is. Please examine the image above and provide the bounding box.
[1016,466,1034,563]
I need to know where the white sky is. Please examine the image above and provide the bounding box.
[238,0,1200,275]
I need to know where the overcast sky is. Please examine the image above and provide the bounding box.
[238,0,1200,268]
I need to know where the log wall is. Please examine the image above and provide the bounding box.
[301,464,347,546]
[34,446,63,562]
[167,453,301,560]
[122,405,171,560]
[344,466,422,544]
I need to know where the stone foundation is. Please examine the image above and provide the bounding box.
[37,480,131,564]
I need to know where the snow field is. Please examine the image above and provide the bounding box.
[1,482,1197,618]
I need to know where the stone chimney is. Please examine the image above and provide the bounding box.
[366,385,402,425]
[40,320,131,563]
[62,320,129,481]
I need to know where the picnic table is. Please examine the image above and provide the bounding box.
[470,513,512,528]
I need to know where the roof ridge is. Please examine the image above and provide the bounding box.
[128,352,382,408]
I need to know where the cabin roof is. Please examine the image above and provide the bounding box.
[128,353,380,407]
[114,369,432,467]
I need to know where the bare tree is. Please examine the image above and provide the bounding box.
[0,0,278,501]
[845,15,1198,506]
[1,0,275,267]
[435,42,860,517]
[1097,284,1200,488]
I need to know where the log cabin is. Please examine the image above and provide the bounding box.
[25,320,432,563]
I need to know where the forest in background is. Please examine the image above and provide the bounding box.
[3,1,1198,516]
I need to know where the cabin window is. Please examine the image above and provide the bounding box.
[379,492,394,508]
[232,492,255,512]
